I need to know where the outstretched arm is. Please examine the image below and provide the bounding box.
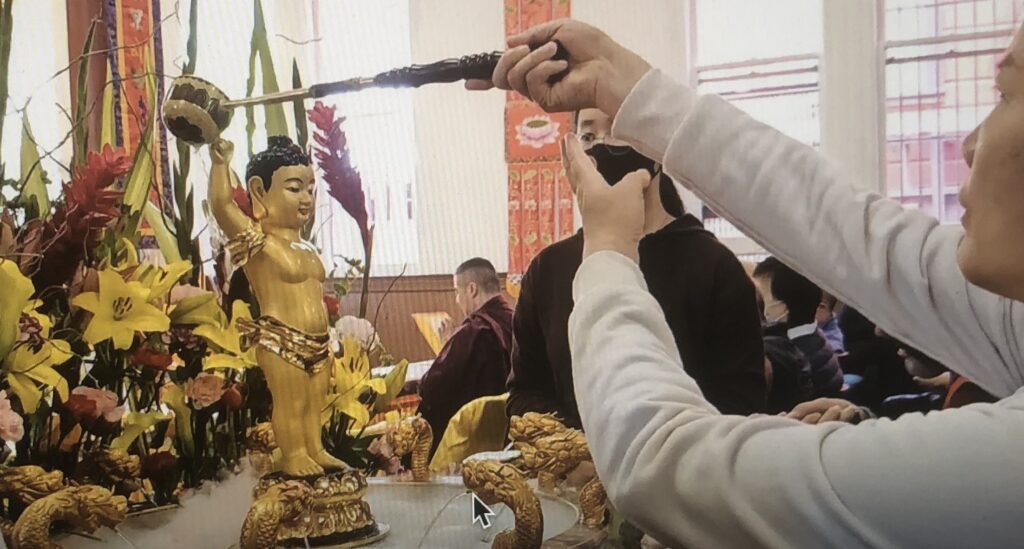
[207,139,251,238]
[479,17,1024,399]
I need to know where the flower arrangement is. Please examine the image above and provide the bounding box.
[0,0,409,530]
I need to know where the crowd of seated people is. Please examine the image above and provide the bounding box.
[747,255,997,420]
[753,257,844,399]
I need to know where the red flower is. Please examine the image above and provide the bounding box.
[307,101,371,249]
[323,294,340,319]
[233,184,254,219]
[64,145,130,229]
[141,451,179,480]
[220,385,244,411]
[62,389,120,436]
[131,345,175,372]
[63,393,98,424]
[31,145,130,292]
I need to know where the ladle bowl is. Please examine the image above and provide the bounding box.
[163,75,234,146]
[161,45,567,146]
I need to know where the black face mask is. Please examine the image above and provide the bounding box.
[585,143,657,186]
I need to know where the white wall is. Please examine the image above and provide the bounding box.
[820,0,884,193]
[409,0,507,276]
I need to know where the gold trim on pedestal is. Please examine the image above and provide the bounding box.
[240,470,386,549]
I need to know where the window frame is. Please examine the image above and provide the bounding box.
[878,0,1020,223]
[688,1,823,256]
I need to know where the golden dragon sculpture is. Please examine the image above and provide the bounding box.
[462,459,543,549]
[0,465,65,503]
[0,465,67,545]
[384,416,432,482]
[239,479,314,549]
[77,449,142,495]
[508,413,609,528]
[10,485,127,549]
[246,421,282,474]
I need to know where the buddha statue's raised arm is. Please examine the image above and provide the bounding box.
[208,139,252,239]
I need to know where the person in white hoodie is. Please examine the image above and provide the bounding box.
[468,19,1024,549]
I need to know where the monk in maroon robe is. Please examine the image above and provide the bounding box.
[418,258,513,455]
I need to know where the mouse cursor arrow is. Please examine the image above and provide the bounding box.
[471,493,495,529]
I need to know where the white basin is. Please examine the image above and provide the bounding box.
[363,476,580,549]
[52,469,588,549]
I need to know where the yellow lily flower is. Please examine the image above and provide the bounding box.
[0,259,33,360]
[141,260,193,303]
[110,410,172,450]
[23,300,52,339]
[169,291,227,328]
[325,336,386,429]
[111,238,140,270]
[3,339,73,413]
[194,300,257,370]
[72,269,171,350]
[124,260,192,303]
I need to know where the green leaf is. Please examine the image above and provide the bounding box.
[245,0,287,157]
[170,0,199,263]
[120,49,158,233]
[120,129,154,218]
[73,20,98,167]
[161,384,194,457]
[111,411,171,450]
[0,0,14,160]
[183,0,198,75]
[372,359,409,414]
[292,59,308,150]
[16,117,49,219]
[169,291,227,327]
[143,202,183,263]
[172,159,194,262]
[99,58,116,149]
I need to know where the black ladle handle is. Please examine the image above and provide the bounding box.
[309,41,569,97]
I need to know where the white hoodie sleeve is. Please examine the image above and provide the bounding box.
[611,69,1024,398]
[569,251,1024,549]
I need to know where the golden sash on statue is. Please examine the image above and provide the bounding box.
[237,316,331,375]
[225,223,267,268]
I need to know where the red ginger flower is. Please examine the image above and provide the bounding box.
[233,185,254,219]
[33,145,131,293]
[307,101,371,248]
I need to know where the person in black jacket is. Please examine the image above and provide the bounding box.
[506,108,767,429]
[763,335,814,414]
[753,257,844,398]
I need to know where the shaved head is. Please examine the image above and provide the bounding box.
[456,258,501,294]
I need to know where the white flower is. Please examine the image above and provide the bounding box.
[335,316,380,351]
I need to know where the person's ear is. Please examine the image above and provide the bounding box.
[248,176,268,220]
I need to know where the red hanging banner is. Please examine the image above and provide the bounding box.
[504,0,573,293]
[104,0,171,244]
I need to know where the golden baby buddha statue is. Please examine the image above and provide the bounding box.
[209,136,384,547]
[209,135,342,477]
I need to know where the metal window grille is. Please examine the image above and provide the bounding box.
[692,0,822,241]
[884,0,1022,222]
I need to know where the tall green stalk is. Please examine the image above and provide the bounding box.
[0,0,15,172]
